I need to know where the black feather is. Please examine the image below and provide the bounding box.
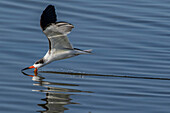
[35,58,44,64]
[40,5,57,30]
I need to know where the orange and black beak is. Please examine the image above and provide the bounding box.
[22,65,38,75]
[21,66,38,76]
[21,66,35,71]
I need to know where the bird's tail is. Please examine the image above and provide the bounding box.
[83,49,92,54]
[74,48,92,55]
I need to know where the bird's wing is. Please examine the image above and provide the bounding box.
[47,32,73,51]
[40,5,57,31]
[40,5,74,52]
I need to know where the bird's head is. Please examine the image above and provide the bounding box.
[21,59,45,71]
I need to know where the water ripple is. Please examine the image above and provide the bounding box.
[1,0,170,113]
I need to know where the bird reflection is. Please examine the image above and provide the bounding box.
[22,71,91,113]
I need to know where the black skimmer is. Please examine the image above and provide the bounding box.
[22,5,92,74]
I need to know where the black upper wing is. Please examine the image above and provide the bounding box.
[40,5,74,52]
[40,5,57,30]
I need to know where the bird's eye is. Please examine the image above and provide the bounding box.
[35,59,44,64]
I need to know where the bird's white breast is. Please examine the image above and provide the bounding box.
[44,49,76,64]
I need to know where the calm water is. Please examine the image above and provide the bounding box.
[1,0,170,113]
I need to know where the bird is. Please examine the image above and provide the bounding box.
[22,5,92,73]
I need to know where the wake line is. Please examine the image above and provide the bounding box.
[40,71,170,81]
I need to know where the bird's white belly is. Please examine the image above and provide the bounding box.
[48,49,76,62]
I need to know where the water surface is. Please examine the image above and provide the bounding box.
[1,0,170,113]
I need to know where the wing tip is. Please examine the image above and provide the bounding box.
[40,5,57,30]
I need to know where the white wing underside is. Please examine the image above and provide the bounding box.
[49,34,73,50]
[43,22,74,52]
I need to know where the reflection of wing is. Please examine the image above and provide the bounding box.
[40,5,74,52]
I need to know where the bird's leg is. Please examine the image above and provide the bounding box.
[34,68,38,76]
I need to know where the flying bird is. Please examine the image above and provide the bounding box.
[22,5,92,73]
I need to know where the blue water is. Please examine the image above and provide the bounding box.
[1,0,170,113]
